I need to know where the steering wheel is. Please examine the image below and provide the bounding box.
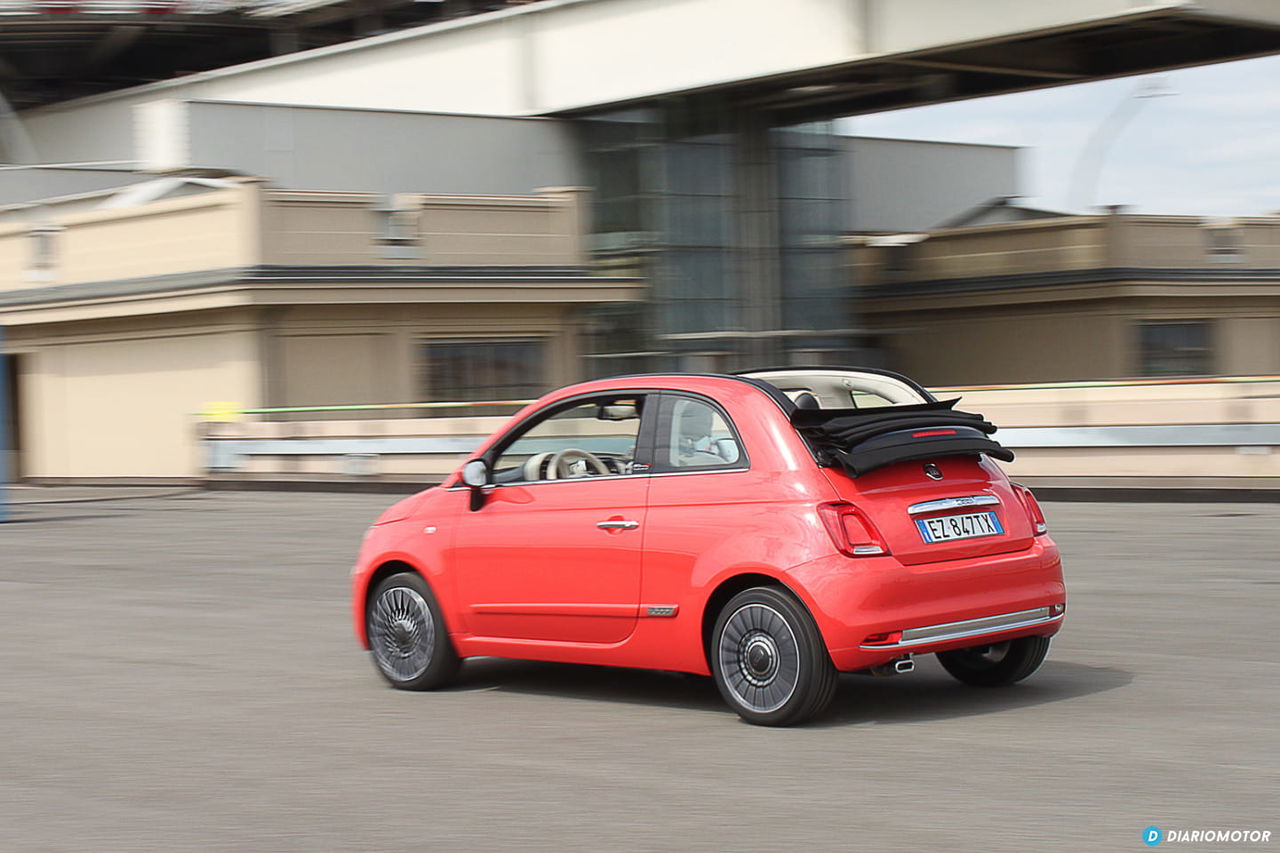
[548,448,610,479]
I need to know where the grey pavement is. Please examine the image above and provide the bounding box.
[0,491,1276,852]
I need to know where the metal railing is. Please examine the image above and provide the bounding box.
[194,377,1280,478]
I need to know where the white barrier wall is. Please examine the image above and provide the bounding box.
[200,378,1280,484]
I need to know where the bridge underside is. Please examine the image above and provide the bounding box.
[561,9,1280,125]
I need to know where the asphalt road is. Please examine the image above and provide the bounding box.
[1,490,1276,852]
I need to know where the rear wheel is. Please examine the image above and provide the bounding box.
[710,586,837,726]
[936,635,1050,687]
[367,571,460,690]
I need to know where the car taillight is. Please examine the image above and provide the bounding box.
[818,502,889,557]
[1013,484,1048,535]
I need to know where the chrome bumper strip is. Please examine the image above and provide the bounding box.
[859,606,1062,650]
[907,495,1000,515]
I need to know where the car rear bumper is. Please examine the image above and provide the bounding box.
[788,535,1065,672]
[857,605,1064,650]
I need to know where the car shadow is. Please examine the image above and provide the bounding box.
[810,658,1133,728]
[448,658,727,714]
[446,656,1134,726]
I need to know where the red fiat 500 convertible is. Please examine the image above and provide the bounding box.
[351,368,1065,725]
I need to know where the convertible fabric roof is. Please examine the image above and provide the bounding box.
[791,398,1015,477]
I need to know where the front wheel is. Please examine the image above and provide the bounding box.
[710,586,837,726]
[367,571,460,690]
[936,635,1050,687]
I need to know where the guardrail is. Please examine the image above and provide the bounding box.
[195,377,1280,483]
[202,424,1280,471]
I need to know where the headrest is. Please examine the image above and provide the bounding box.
[676,404,713,438]
[793,392,820,410]
[599,403,638,421]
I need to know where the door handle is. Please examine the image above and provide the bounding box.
[596,520,640,530]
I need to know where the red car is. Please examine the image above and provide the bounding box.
[352,368,1065,725]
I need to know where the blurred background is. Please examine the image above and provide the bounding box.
[0,0,1277,495]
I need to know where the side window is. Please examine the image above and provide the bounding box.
[492,395,647,483]
[658,396,745,472]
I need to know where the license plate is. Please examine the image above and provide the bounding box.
[916,511,1003,544]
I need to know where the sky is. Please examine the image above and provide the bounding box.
[843,53,1280,217]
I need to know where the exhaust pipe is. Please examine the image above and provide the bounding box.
[870,655,914,677]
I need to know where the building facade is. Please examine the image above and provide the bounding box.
[856,212,1280,385]
[0,178,639,478]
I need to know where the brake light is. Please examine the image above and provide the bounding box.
[1013,484,1048,535]
[819,502,890,557]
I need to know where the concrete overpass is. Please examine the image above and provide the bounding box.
[15,0,1280,123]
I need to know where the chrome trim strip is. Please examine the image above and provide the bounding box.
[859,607,1061,650]
[907,495,1000,515]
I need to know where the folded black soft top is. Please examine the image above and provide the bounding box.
[791,398,1015,477]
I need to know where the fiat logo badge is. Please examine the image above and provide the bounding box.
[923,462,943,480]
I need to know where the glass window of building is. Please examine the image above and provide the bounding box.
[419,339,546,402]
[1137,321,1213,376]
[1203,221,1243,263]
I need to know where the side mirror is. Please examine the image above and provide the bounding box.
[461,459,489,511]
[461,459,489,488]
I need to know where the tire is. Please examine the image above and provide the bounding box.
[936,635,1051,687]
[710,586,838,726]
[367,571,460,690]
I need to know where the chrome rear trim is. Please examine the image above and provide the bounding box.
[907,495,1000,515]
[859,607,1060,650]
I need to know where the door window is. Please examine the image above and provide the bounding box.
[492,395,648,483]
[655,395,746,472]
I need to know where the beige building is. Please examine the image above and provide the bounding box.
[855,211,1280,386]
[0,178,640,480]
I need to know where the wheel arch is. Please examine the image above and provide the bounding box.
[700,572,814,670]
[358,559,438,647]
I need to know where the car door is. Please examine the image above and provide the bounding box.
[641,392,761,600]
[450,392,654,645]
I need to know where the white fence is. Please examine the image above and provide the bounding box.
[196,378,1280,485]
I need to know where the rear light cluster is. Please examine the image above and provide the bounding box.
[819,502,890,557]
[1013,484,1048,535]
